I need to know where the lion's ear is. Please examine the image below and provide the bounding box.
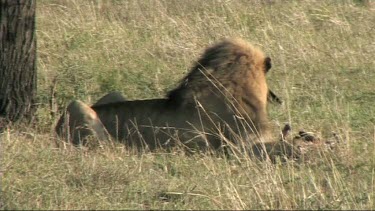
[265,57,272,73]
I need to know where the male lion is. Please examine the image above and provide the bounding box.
[56,38,291,156]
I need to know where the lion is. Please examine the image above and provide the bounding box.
[56,38,293,157]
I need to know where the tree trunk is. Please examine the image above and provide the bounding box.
[0,0,37,130]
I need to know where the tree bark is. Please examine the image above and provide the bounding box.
[0,0,37,130]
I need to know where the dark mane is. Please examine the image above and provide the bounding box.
[167,38,266,106]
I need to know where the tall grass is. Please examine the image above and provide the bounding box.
[2,0,375,209]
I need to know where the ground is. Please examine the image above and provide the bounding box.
[2,0,375,209]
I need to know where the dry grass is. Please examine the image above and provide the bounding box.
[2,0,375,209]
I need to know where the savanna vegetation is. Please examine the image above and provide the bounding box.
[2,0,375,209]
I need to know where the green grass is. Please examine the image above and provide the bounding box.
[2,0,375,209]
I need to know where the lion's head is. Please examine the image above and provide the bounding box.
[168,38,272,135]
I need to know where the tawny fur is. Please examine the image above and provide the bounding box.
[56,38,277,153]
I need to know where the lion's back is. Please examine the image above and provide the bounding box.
[91,99,212,149]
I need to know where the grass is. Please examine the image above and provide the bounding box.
[2,0,375,209]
